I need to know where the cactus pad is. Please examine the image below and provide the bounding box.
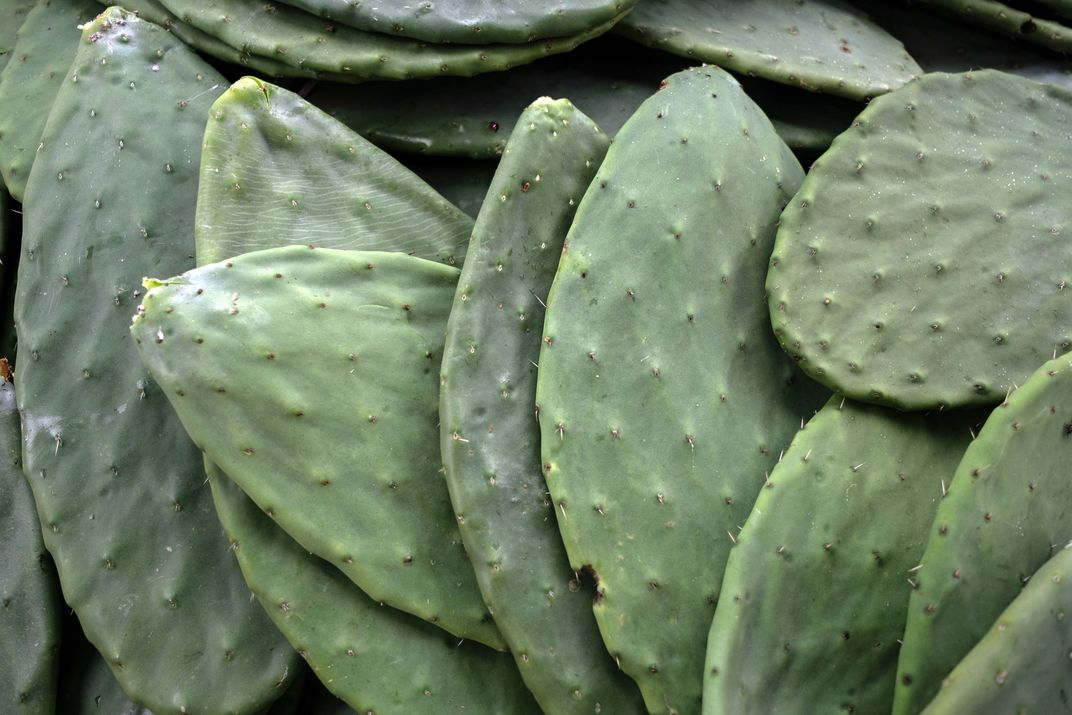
[703,397,981,715]
[196,77,471,267]
[615,0,921,100]
[768,70,1072,410]
[0,1,34,73]
[909,0,1072,54]
[535,66,827,714]
[14,10,299,712]
[893,353,1072,714]
[132,246,504,649]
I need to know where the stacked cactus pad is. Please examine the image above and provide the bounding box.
[4,1,1072,713]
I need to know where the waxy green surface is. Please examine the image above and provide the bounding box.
[615,0,921,100]
[704,397,980,715]
[909,0,1072,54]
[769,71,1072,410]
[536,66,827,714]
[894,354,1072,714]
[14,10,298,713]
[197,78,471,268]
[440,98,645,714]
[132,246,503,649]
[0,0,99,201]
[0,0,34,73]
[207,460,541,714]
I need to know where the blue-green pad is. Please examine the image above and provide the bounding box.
[703,397,981,715]
[14,9,298,712]
[535,66,828,714]
[206,460,541,714]
[768,70,1072,410]
[0,1,34,73]
[893,353,1072,714]
[131,246,504,650]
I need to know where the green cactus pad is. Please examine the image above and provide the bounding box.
[909,0,1072,54]
[196,77,472,268]
[535,66,828,714]
[0,0,34,73]
[14,9,298,712]
[156,0,627,81]
[132,246,504,649]
[440,98,646,714]
[893,353,1072,714]
[401,156,498,220]
[769,70,1072,411]
[278,0,635,44]
[206,460,542,714]
[206,460,544,711]
[614,0,921,100]
[0,0,100,202]
[0,380,61,715]
[703,397,981,715]
[919,545,1072,714]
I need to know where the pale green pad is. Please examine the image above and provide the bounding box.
[911,0,1072,54]
[196,77,471,267]
[157,0,627,81]
[0,380,61,715]
[131,246,503,649]
[703,397,980,715]
[279,0,636,44]
[0,1,34,73]
[893,354,1072,714]
[535,66,827,714]
[14,9,298,712]
[769,70,1072,410]
[615,0,921,100]
[920,546,1072,714]
[0,0,100,202]
[207,460,541,714]
[440,99,646,714]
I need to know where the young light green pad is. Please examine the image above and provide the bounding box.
[157,0,627,81]
[919,545,1072,715]
[0,380,62,715]
[535,66,828,715]
[440,99,646,714]
[909,0,1072,55]
[703,397,981,715]
[278,0,636,45]
[768,71,1072,411]
[207,460,542,715]
[614,0,921,101]
[0,0,99,202]
[131,246,504,650]
[892,353,1072,715]
[196,77,471,268]
[14,9,298,713]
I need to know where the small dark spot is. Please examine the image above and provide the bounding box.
[488,121,499,132]
[902,675,913,686]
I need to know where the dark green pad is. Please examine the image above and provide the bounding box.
[535,66,828,714]
[1,380,61,714]
[196,77,471,267]
[206,460,542,714]
[893,354,1072,714]
[440,98,646,714]
[909,0,1072,54]
[769,70,1072,410]
[0,1,34,73]
[703,397,981,715]
[615,0,921,100]
[131,246,503,650]
[14,9,298,712]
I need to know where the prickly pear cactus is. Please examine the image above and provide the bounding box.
[14,9,298,713]
[535,66,828,714]
[919,545,1072,714]
[206,460,542,714]
[157,0,627,81]
[893,353,1072,715]
[0,0,34,73]
[196,77,472,267]
[703,397,981,715]
[57,626,152,715]
[910,0,1072,54]
[768,70,1072,411]
[0,380,61,715]
[0,0,100,202]
[440,98,646,714]
[615,0,921,100]
[131,246,504,650]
